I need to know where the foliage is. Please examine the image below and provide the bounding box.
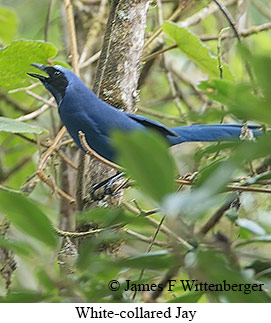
[0,40,57,90]
[162,22,234,80]
[0,0,271,304]
[0,117,45,134]
[0,6,18,45]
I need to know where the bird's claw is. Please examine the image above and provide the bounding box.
[89,183,106,201]
[89,172,125,201]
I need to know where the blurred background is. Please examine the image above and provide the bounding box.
[0,0,271,303]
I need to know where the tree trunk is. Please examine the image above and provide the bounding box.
[81,0,150,208]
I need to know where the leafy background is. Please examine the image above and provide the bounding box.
[0,0,271,303]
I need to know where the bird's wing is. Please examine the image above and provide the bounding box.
[126,113,179,137]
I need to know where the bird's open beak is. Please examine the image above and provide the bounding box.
[27,63,48,82]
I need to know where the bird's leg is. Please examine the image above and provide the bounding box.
[90,172,126,200]
[104,172,126,196]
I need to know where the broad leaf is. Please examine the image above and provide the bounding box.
[236,218,266,236]
[113,130,176,203]
[186,249,270,302]
[162,22,234,80]
[0,187,57,247]
[0,117,45,134]
[0,39,57,90]
[0,290,47,303]
[0,237,36,257]
[235,235,271,248]
[0,6,18,45]
[118,250,174,269]
[199,79,271,124]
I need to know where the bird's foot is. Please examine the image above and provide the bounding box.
[90,172,125,201]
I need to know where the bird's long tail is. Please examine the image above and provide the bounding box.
[168,124,262,146]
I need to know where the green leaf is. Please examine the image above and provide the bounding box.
[0,290,47,303]
[35,268,58,293]
[77,207,149,228]
[236,218,266,236]
[0,237,36,257]
[112,130,176,203]
[194,142,238,162]
[118,250,175,269]
[194,159,234,193]
[232,134,271,164]
[0,117,46,134]
[235,235,271,248]
[199,79,270,124]
[163,190,224,223]
[179,0,209,21]
[188,249,270,302]
[167,291,204,303]
[0,6,18,45]
[0,187,57,247]
[240,171,271,186]
[0,39,58,90]
[162,22,234,81]
[239,45,271,103]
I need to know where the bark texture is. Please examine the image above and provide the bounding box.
[93,0,149,111]
[82,0,150,208]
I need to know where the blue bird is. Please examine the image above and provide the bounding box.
[28,64,261,160]
[28,64,261,196]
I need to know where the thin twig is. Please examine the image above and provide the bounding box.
[78,130,124,171]
[78,0,107,65]
[79,50,101,69]
[217,27,230,79]
[125,229,168,248]
[176,178,271,194]
[201,22,271,41]
[76,150,85,211]
[251,0,271,20]
[16,100,53,122]
[45,0,55,41]
[144,0,193,50]
[157,0,186,117]
[213,0,240,40]
[147,266,181,302]
[37,167,75,203]
[143,23,271,62]
[198,192,239,235]
[63,0,79,75]
[38,126,66,171]
[54,224,121,238]
[132,214,167,300]
[25,90,57,108]
[213,0,254,82]
[8,83,41,94]
[179,0,237,28]
[0,157,31,183]
[15,133,43,146]
[217,27,230,123]
[113,176,271,195]
[142,44,177,63]
[138,106,185,124]
[122,201,193,250]
[57,151,78,169]
[0,90,29,113]
[36,126,75,203]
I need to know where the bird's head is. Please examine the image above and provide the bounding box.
[28,64,69,105]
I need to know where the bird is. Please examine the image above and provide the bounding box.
[28,64,262,197]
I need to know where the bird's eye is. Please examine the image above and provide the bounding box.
[54,71,61,76]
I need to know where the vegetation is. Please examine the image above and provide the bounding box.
[0,0,271,303]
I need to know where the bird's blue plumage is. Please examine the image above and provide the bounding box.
[29,65,262,162]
